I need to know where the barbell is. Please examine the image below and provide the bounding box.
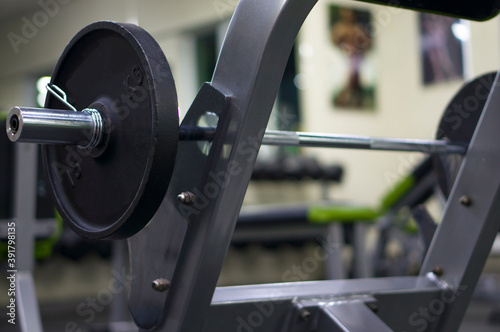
[4,21,492,239]
[7,108,468,153]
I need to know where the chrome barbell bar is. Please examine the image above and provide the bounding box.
[6,106,467,154]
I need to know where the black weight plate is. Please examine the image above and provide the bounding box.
[434,72,496,197]
[42,21,178,239]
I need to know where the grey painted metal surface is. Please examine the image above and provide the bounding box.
[319,300,393,331]
[16,272,43,332]
[14,143,38,273]
[212,277,439,303]
[325,224,347,280]
[353,223,371,278]
[13,144,44,332]
[128,0,317,330]
[210,278,445,331]
[109,240,135,330]
[419,72,500,331]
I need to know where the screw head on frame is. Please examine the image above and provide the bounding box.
[152,278,171,292]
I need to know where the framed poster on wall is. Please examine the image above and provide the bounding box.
[419,13,465,85]
[328,5,376,110]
